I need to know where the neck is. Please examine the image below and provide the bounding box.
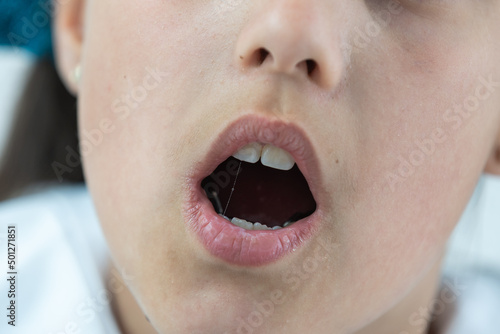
[108,265,157,334]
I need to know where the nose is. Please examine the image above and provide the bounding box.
[234,1,344,90]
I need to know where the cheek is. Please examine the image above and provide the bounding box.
[316,15,500,318]
[345,15,498,224]
[77,2,251,312]
[77,1,208,271]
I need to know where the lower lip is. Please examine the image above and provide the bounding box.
[183,185,320,267]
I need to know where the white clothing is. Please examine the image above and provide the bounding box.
[0,185,121,334]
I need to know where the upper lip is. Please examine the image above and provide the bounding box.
[185,113,326,210]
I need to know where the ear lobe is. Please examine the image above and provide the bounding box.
[484,132,500,175]
[52,0,85,96]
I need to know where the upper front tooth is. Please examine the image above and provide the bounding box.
[232,142,296,171]
[261,145,295,171]
[232,142,263,163]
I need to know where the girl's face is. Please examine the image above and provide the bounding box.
[55,1,500,333]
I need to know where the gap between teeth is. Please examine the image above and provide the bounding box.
[219,215,293,231]
[232,143,295,171]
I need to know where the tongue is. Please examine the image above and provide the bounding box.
[206,157,316,228]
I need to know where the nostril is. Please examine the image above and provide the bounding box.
[258,48,270,65]
[306,59,317,76]
[239,48,272,68]
[240,48,320,83]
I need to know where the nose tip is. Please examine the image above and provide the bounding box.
[234,3,343,90]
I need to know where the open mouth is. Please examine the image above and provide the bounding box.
[183,115,324,266]
[201,142,317,231]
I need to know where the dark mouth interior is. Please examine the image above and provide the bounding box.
[201,157,316,228]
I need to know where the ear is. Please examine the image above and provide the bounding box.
[484,130,500,175]
[52,0,85,96]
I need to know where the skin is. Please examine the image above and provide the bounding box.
[53,0,500,333]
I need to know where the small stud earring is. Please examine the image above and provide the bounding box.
[73,63,82,84]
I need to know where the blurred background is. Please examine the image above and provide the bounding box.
[0,46,499,274]
[0,48,32,162]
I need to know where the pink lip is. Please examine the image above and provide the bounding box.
[182,114,327,267]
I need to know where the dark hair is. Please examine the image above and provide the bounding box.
[0,58,84,201]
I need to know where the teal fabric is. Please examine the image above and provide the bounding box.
[0,0,53,57]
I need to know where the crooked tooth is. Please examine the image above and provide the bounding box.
[232,142,263,163]
[221,211,291,231]
[261,145,295,171]
[231,217,254,230]
[229,217,277,231]
[253,222,269,231]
